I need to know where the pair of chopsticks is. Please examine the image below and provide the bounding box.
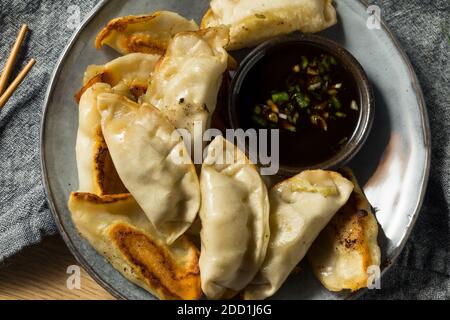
[0,24,36,109]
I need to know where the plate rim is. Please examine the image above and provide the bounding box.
[39,0,125,300]
[40,0,431,300]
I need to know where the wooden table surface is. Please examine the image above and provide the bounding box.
[0,236,114,300]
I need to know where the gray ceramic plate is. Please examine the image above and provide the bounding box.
[41,0,430,300]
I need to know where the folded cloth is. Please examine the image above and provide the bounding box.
[362,0,450,299]
[0,0,448,299]
[0,0,97,262]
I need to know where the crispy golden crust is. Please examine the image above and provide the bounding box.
[121,35,167,56]
[95,12,176,55]
[200,8,214,29]
[329,196,372,265]
[69,193,202,300]
[75,72,148,103]
[93,129,128,196]
[70,192,131,204]
[308,168,380,292]
[108,223,202,300]
[335,168,376,270]
[129,84,148,98]
[95,13,162,50]
[74,73,104,103]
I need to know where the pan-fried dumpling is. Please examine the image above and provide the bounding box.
[199,136,270,300]
[145,27,229,152]
[96,11,199,55]
[76,83,130,195]
[201,0,337,50]
[97,93,201,245]
[75,53,161,102]
[244,170,353,300]
[307,168,381,292]
[68,192,201,300]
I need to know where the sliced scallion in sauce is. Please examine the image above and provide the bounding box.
[251,53,359,138]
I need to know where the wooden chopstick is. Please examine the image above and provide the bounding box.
[0,59,36,109]
[0,24,28,95]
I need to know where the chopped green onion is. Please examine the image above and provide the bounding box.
[328,89,338,96]
[271,92,290,104]
[307,67,319,76]
[252,52,355,134]
[313,102,327,110]
[339,137,349,145]
[282,122,297,132]
[301,56,309,69]
[255,13,266,19]
[350,100,359,111]
[308,82,322,91]
[321,57,330,71]
[328,56,337,65]
[294,93,311,109]
[311,115,328,131]
[331,96,342,109]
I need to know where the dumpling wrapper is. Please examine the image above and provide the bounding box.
[68,192,201,300]
[76,54,160,194]
[201,0,337,50]
[75,53,161,102]
[244,170,354,300]
[97,93,201,245]
[200,136,270,300]
[95,11,199,55]
[307,168,381,292]
[145,27,229,152]
[76,83,131,195]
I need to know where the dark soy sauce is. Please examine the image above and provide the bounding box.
[234,42,361,168]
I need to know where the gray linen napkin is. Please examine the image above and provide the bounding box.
[362,0,450,299]
[0,0,448,299]
[0,0,97,261]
